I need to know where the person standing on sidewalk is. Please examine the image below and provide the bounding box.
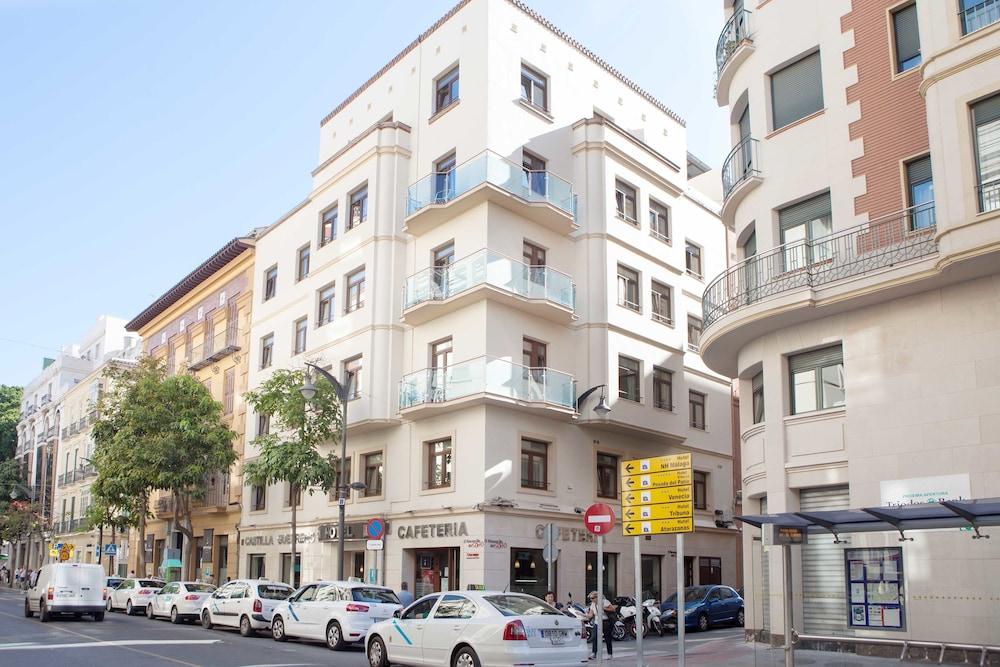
[586,590,616,660]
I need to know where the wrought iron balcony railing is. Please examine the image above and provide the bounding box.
[188,329,240,371]
[399,356,575,411]
[702,203,937,329]
[977,178,1000,214]
[406,150,576,219]
[716,9,752,77]
[722,136,760,201]
[961,0,1000,34]
[154,472,231,514]
[403,249,575,312]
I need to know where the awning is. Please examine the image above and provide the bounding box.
[161,559,183,569]
[736,497,1000,541]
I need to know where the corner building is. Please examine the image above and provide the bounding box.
[708,0,1000,650]
[240,0,739,601]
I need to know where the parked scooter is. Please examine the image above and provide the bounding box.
[611,596,636,641]
[643,598,665,637]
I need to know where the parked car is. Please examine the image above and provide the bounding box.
[23,563,106,622]
[106,576,124,591]
[271,580,402,650]
[106,577,164,615]
[366,591,587,667]
[660,585,744,632]
[200,578,293,637]
[146,581,216,623]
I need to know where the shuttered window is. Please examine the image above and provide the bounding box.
[892,3,921,73]
[779,192,832,270]
[789,345,845,414]
[973,94,1000,213]
[906,155,934,229]
[771,51,823,130]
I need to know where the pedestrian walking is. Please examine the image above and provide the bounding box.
[397,581,414,607]
[586,590,616,660]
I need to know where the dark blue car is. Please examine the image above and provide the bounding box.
[659,585,744,632]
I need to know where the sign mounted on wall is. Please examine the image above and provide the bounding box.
[879,474,971,506]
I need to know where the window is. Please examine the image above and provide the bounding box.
[296,245,310,281]
[596,453,619,498]
[345,268,365,313]
[653,366,673,410]
[264,266,277,301]
[248,554,266,579]
[771,50,824,130]
[699,557,722,585]
[435,66,460,112]
[348,185,368,230]
[520,64,548,111]
[961,0,1000,35]
[689,390,706,430]
[520,438,549,490]
[618,356,641,402]
[743,229,757,259]
[642,554,662,601]
[280,553,301,589]
[789,344,845,414]
[250,485,266,512]
[256,413,270,436]
[510,550,549,599]
[651,281,672,325]
[318,283,335,326]
[649,199,670,242]
[972,94,1000,213]
[331,455,353,501]
[223,367,235,415]
[434,153,456,202]
[283,483,301,508]
[260,334,274,369]
[522,151,547,197]
[342,355,362,399]
[752,372,765,424]
[905,155,934,229]
[426,438,453,489]
[685,242,703,277]
[780,192,833,270]
[434,594,477,619]
[293,318,308,355]
[585,551,618,599]
[363,452,383,497]
[617,264,640,311]
[892,3,921,73]
[615,180,638,223]
[693,470,708,509]
[687,316,703,351]
[320,205,337,246]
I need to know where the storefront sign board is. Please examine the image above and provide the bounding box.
[623,516,693,535]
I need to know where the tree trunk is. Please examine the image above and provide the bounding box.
[174,491,197,582]
[137,491,148,575]
[110,525,117,576]
[290,484,297,588]
[97,524,104,567]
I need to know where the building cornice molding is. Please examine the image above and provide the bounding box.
[918,31,1000,97]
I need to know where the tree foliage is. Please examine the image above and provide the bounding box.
[0,384,23,461]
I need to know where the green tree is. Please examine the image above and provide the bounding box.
[243,368,341,586]
[87,472,145,575]
[0,385,23,460]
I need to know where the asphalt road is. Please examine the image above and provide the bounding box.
[0,586,744,667]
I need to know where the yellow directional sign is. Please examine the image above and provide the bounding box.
[621,468,692,490]
[622,486,692,506]
[621,453,692,475]
[622,501,693,522]
[623,517,694,536]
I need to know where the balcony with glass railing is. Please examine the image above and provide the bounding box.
[961,0,1000,34]
[402,249,576,325]
[715,9,754,106]
[188,329,240,371]
[405,150,577,235]
[399,356,576,416]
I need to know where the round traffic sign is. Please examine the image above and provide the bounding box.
[583,503,616,535]
[366,518,386,540]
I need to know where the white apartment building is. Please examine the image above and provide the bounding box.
[708,0,1000,653]
[239,0,738,601]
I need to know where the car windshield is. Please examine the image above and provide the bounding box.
[484,595,562,616]
[185,583,215,593]
[138,580,162,587]
[257,584,292,600]
[663,587,711,604]
[352,588,400,604]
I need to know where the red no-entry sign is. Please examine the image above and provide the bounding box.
[583,503,616,535]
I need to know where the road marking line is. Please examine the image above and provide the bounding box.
[0,639,222,650]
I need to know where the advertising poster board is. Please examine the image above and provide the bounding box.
[844,547,905,630]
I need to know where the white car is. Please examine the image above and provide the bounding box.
[106,578,164,615]
[145,581,216,623]
[200,578,293,637]
[271,580,402,650]
[365,591,588,667]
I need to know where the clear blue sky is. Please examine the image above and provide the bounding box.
[0,0,727,388]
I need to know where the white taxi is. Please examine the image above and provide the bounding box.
[271,580,401,650]
[365,591,587,667]
[145,581,216,623]
[200,578,293,637]
[106,578,164,615]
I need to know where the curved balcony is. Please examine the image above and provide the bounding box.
[402,249,576,325]
[701,203,938,374]
[405,150,577,236]
[720,136,762,227]
[715,9,754,106]
[399,356,576,419]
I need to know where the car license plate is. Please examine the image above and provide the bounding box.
[544,629,567,645]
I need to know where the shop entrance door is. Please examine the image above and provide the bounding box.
[414,548,459,598]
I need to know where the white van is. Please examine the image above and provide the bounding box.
[24,563,106,622]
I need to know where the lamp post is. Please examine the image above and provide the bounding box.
[576,384,612,415]
[301,362,352,580]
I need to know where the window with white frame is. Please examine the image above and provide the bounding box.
[617,264,640,311]
[615,179,638,223]
[649,199,670,242]
[651,280,672,325]
[348,185,368,230]
[789,344,845,414]
[520,64,548,111]
[320,205,338,246]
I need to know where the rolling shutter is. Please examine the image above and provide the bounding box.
[893,4,920,69]
[973,94,1000,127]
[906,155,932,186]
[771,51,824,130]
[800,486,850,635]
[760,496,770,633]
[779,192,831,235]
[789,344,843,374]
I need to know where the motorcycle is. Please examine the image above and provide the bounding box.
[643,598,664,637]
[610,596,636,641]
[563,601,592,640]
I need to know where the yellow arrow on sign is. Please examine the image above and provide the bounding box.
[621,453,692,476]
[622,501,693,521]
[623,517,694,536]
[621,468,692,490]
[622,486,692,506]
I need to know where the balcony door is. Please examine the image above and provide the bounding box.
[906,155,934,230]
[737,105,752,179]
[522,151,547,198]
[429,338,453,402]
[779,192,832,272]
[434,153,456,203]
[523,241,547,294]
[432,243,455,297]
[522,338,547,401]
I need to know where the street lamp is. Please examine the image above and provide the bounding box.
[302,362,353,580]
[576,384,612,415]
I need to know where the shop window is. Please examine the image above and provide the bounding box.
[353,552,365,580]
[248,554,265,579]
[510,548,549,600]
[280,552,301,589]
[586,551,618,599]
[699,557,722,585]
[641,554,662,601]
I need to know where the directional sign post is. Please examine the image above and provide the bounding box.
[583,503,615,667]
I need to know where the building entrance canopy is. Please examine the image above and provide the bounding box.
[736,497,1000,541]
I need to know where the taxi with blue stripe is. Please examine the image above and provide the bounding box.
[271,580,402,650]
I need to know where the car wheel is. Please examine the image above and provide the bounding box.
[93,612,105,622]
[367,635,389,667]
[126,600,134,616]
[239,615,255,637]
[106,597,113,612]
[39,600,50,623]
[170,607,181,624]
[453,645,481,667]
[272,616,287,642]
[201,610,214,629]
[326,621,344,650]
[698,613,710,632]
[23,599,33,618]
[737,608,745,627]
[146,602,155,619]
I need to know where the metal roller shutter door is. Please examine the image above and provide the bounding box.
[760,496,770,632]
[800,486,850,635]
